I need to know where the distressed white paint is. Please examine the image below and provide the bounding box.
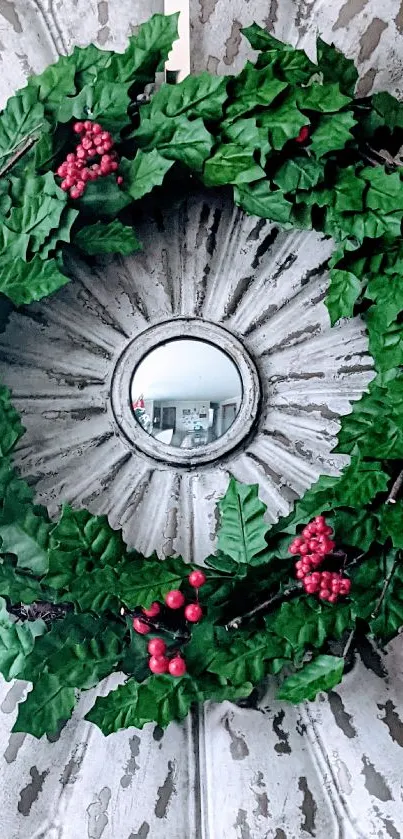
[164,0,190,79]
[1,1,403,838]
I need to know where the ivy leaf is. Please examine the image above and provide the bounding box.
[326,269,362,325]
[79,176,131,217]
[117,557,188,610]
[12,673,76,738]
[135,114,213,172]
[273,156,323,191]
[257,94,308,149]
[0,255,69,306]
[203,143,265,186]
[86,674,197,733]
[2,192,66,257]
[333,457,389,507]
[146,73,228,121]
[0,597,46,680]
[277,655,344,703]
[310,112,356,157]
[0,386,24,456]
[217,478,268,565]
[297,83,351,113]
[0,87,46,163]
[234,181,292,224]
[316,38,358,96]
[120,149,173,200]
[208,630,287,685]
[225,65,287,121]
[28,56,76,118]
[105,13,179,87]
[74,220,141,256]
[378,503,403,549]
[333,509,378,552]
[57,82,131,133]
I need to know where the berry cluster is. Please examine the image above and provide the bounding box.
[132,569,206,677]
[56,121,123,200]
[295,125,310,144]
[289,516,351,603]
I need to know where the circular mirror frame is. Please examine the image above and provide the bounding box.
[111,318,261,466]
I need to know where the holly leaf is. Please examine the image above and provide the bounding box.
[146,73,228,121]
[326,269,362,325]
[0,556,46,604]
[135,114,213,172]
[297,83,351,112]
[0,87,46,163]
[57,81,131,133]
[58,567,120,613]
[49,506,126,566]
[223,117,261,150]
[203,143,265,186]
[78,175,131,217]
[336,380,403,459]
[2,192,66,258]
[40,207,79,259]
[225,65,287,121]
[0,386,24,456]
[117,556,188,610]
[371,559,403,640]
[12,673,76,738]
[378,503,403,549]
[0,501,51,575]
[241,24,290,52]
[257,49,316,85]
[217,478,268,565]
[234,181,293,224]
[310,111,356,157]
[86,674,197,733]
[273,156,323,191]
[365,273,403,320]
[70,43,113,86]
[208,630,287,685]
[74,220,141,256]
[277,655,344,703]
[28,55,76,118]
[257,94,308,149]
[370,92,403,130]
[363,168,403,212]
[333,509,378,552]
[0,255,69,306]
[105,13,179,87]
[316,38,358,96]
[120,149,173,200]
[333,457,389,507]
[269,598,352,652]
[367,306,403,371]
[0,597,46,680]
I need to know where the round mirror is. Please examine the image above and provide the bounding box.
[130,338,243,449]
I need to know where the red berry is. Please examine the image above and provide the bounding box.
[88,169,98,181]
[76,179,85,190]
[84,120,93,130]
[299,543,309,555]
[103,140,113,152]
[185,603,203,623]
[148,637,167,656]
[97,144,105,155]
[304,582,317,594]
[328,594,338,604]
[303,524,316,538]
[116,175,124,185]
[310,554,323,568]
[70,187,81,199]
[66,152,76,163]
[133,617,149,635]
[81,169,91,183]
[165,590,185,609]
[60,180,70,191]
[94,135,103,146]
[168,656,187,677]
[189,570,206,588]
[308,539,321,552]
[319,589,331,600]
[101,131,110,140]
[91,163,101,173]
[310,572,321,584]
[73,121,84,133]
[295,125,310,143]
[92,123,102,134]
[76,147,86,159]
[86,146,96,157]
[143,602,160,617]
[57,164,67,177]
[295,560,303,570]
[321,571,332,583]
[82,136,93,150]
[293,537,304,548]
[149,655,169,674]
[64,175,76,188]
[110,161,118,171]
[326,540,336,552]
[296,569,305,579]
[289,544,299,555]
[314,516,326,526]
[339,578,351,595]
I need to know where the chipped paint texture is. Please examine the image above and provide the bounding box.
[0,1,403,837]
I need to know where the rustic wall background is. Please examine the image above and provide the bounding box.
[0,2,403,838]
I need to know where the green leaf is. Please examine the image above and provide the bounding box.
[1,192,66,258]
[79,175,131,217]
[12,673,76,738]
[59,567,120,613]
[223,117,261,150]
[257,94,308,149]
[371,559,403,639]
[333,508,378,552]
[259,49,316,85]
[0,500,51,575]
[297,83,351,113]
[217,478,268,565]
[268,474,337,536]
[120,149,173,200]
[365,273,403,320]
[336,380,403,460]
[234,181,293,224]
[334,457,389,507]
[326,269,362,325]
[135,114,214,172]
[316,38,358,96]
[0,386,24,456]
[86,673,196,733]
[363,167,403,212]
[40,207,79,259]
[370,92,403,130]
[208,630,287,685]
[0,556,46,604]
[49,506,126,569]
[310,111,356,157]
[273,156,323,191]
[74,220,141,256]
[277,655,344,703]
[0,255,69,306]
[0,597,46,680]
[57,82,131,133]
[105,13,179,86]
[117,557,188,610]
[378,503,403,549]
[28,55,76,118]
[70,43,113,86]
[225,65,288,121]
[241,24,289,52]
[203,143,265,186]
[367,306,403,371]
[0,87,46,163]
[333,168,365,212]
[270,598,352,652]
[146,73,228,121]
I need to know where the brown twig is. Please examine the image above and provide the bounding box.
[371,552,401,620]
[224,583,302,631]
[386,469,403,505]
[122,607,191,642]
[0,134,39,179]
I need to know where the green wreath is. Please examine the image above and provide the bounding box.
[0,13,402,737]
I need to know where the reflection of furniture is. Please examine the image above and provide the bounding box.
[154,428,174,445]
[162,406,176,430]
[222,402,237,434]
[181,429,209,448]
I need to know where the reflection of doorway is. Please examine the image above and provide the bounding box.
[162,406,176,430]
[222,403,237,434]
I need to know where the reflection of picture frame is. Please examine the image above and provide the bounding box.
[199,412,207,418]
[182,409,191,415]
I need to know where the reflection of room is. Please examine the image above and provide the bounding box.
[131,339,242,448]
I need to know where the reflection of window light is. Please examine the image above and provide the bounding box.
[208,408,214,427]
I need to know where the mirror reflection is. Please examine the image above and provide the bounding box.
[131,339,243,448]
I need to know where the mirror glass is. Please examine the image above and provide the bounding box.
[130,339,243,448]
